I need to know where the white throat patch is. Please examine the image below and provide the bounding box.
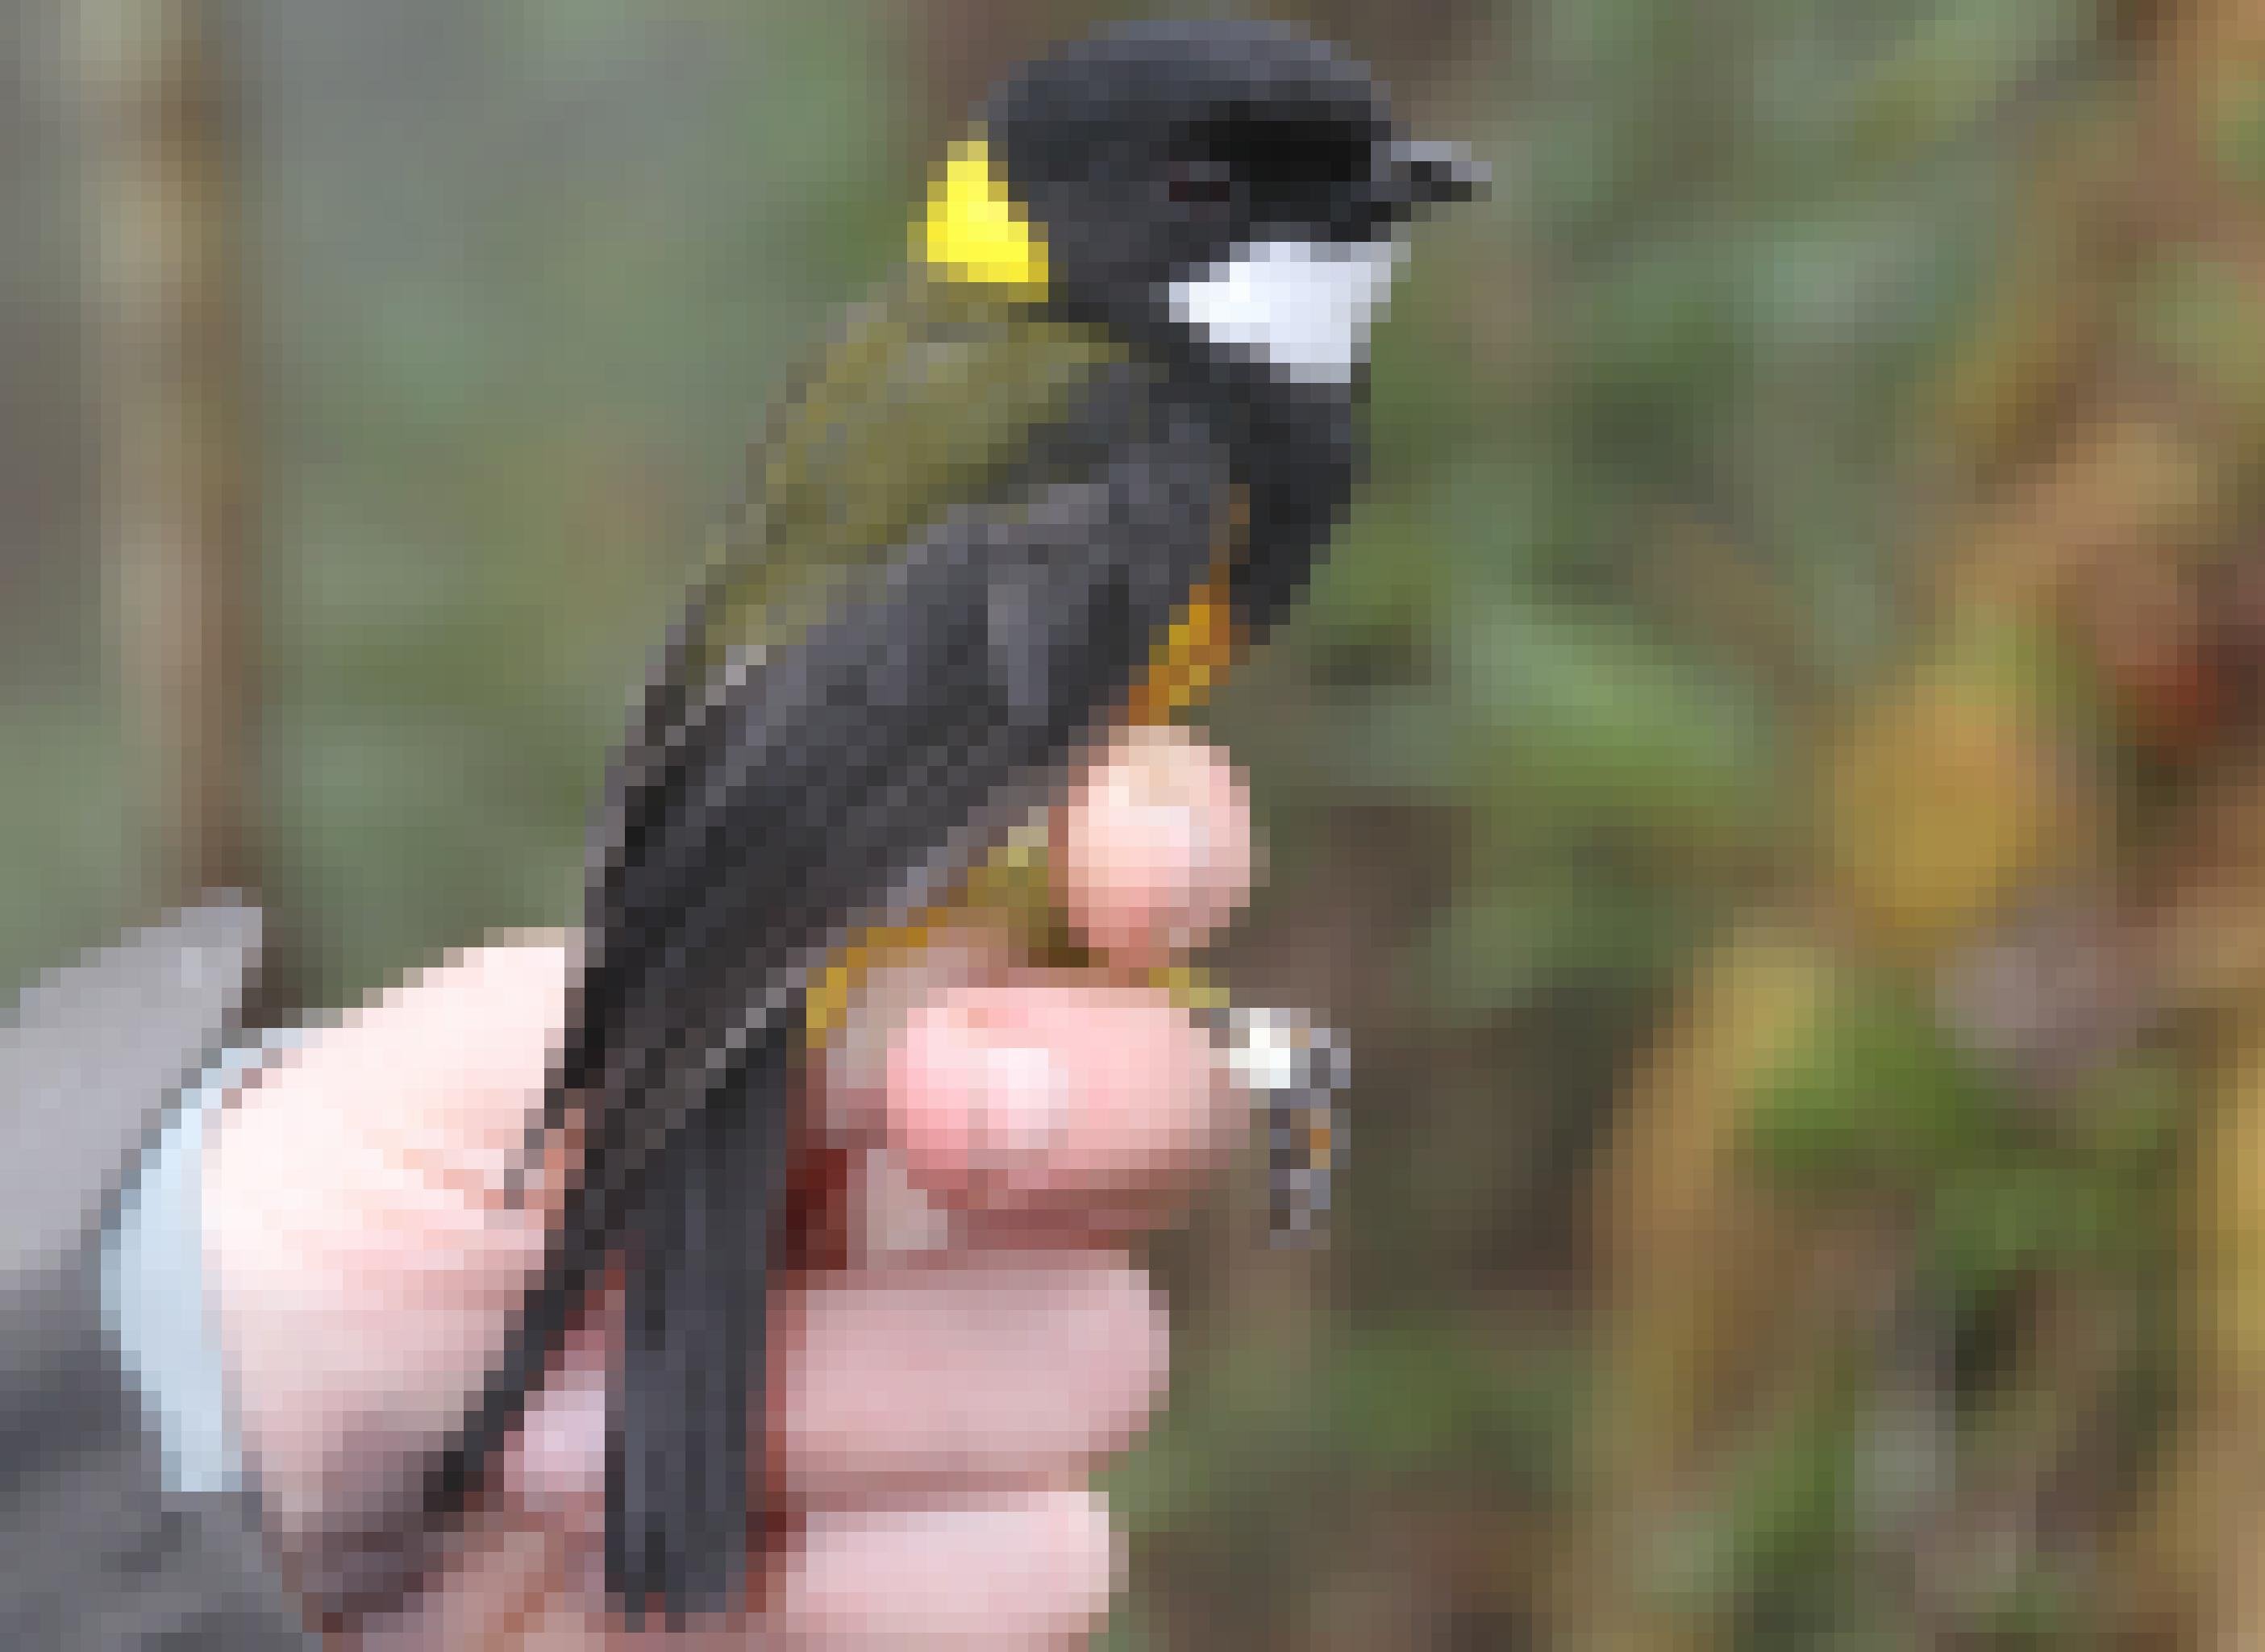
[1168,237,1405,384]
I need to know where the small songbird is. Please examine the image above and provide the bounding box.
[423,16,1483,1628]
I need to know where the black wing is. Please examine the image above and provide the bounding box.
[575,386,1232,1184]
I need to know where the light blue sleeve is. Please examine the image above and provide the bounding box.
[100,1032,302,1497]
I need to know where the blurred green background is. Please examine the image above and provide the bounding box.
[23,1,2265,1646]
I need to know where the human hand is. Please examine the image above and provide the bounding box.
[200,723,1255,1646]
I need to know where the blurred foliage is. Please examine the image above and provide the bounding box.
[1198,6,2096,1637]
[252,2,909,992]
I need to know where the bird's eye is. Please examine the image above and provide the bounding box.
[1168,158,1236,207]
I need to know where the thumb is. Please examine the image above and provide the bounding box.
[201,941,576,1541]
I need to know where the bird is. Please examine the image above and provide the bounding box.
[414,16,1484,1629]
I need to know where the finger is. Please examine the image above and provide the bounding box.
[503,1254,1164,1516]
[1054,722,1254,968]
[886,976,1243,1223]
[779,1253,1165,1502]
[398,1485,1118,1650]
[772,1487,1119,1648]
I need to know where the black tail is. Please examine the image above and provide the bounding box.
[415,1031,792,1629]
[609,1033,787,1625]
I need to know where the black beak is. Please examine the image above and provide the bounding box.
[1378,139,1489,214]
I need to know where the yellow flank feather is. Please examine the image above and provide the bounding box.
[802,917,938,1045]
[917,136,1051,295]
[1126,567,1242,725]
[1141,962,1232,1013]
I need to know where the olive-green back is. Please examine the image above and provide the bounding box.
[692,275,1125,665]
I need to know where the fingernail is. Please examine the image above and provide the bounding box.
[971,1039,1070,1176]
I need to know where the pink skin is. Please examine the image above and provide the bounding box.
[202,723,1255,1646]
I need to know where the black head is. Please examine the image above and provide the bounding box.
[979,19,1484,379]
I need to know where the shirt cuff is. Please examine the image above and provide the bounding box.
[100,1030,301,1497]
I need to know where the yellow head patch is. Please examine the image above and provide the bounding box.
[916,135,1050,295]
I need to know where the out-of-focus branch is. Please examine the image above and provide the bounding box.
[77,0,264,925]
